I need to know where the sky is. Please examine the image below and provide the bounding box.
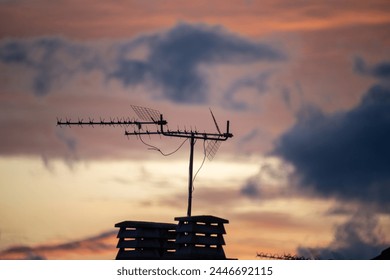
[0,0,389,260]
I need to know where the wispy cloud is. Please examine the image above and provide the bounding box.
[0,37,99,95]
[223,71,273,110]
[298,210,387,259]
[0,230,117,260]
[240,157,294,200]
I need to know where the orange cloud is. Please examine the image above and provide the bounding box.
[0,230,117,260]
[1,0,389,39]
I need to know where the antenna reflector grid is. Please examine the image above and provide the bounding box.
[131,105,161,122]
[206,140,221,161]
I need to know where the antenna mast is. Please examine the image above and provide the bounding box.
[57,106,233,217]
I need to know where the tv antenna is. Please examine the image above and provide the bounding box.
[57,105,233,216]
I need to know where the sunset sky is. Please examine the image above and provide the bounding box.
[1,0,389,260]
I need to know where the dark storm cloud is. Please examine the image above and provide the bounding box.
[298,211,387,259]
[1,23,284,103]
[273,83,390,208]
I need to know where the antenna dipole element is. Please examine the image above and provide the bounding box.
[57,117,141,127]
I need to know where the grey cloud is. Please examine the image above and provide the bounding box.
[0,40,29,63]
[240,129,261,145]
[223,72,272,110]
[143,23,284,104]
[1,23,285,103]
[241,179,261,197]
[110,60,149,86]
[281,87,292,109]
[109,23,285,104]
[0,37,97,95]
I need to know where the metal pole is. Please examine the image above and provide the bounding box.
[187,134,195,216]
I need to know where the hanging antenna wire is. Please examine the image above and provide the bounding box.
[138,134,188,157]
[192,139,207,190]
